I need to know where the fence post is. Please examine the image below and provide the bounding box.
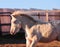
[46,10,48,22]
[37,13,40,19]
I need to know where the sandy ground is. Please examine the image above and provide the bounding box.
[0,33,60,47]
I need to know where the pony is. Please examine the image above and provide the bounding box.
[10,11,60,47]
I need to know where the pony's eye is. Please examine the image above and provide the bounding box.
[14,20,21,24]
[14,20,18,24]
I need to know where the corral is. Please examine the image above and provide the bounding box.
[0,8,60,47]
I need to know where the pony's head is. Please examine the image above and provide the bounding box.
[10,11,25,35]
[10,11,36,35]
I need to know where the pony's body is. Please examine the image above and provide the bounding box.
[10,11,60,47]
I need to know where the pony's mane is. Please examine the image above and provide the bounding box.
[11,11,27,16]
[11,11,36,22]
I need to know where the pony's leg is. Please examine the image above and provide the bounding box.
[30,36,38,47]
[26,37,31,47]
[30,39,37,47]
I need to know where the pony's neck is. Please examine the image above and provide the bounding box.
[21,20,36,29]
[20,16,36,29]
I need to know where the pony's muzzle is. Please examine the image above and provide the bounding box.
[10,30,15,35]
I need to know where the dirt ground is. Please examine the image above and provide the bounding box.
[0,41,60,47]
[0,33,60,47]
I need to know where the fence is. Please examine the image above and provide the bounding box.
[0,11,60,35]
[0,12,11,35]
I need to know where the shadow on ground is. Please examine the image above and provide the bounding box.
[0,32,60,47]
[0,32,26,44]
